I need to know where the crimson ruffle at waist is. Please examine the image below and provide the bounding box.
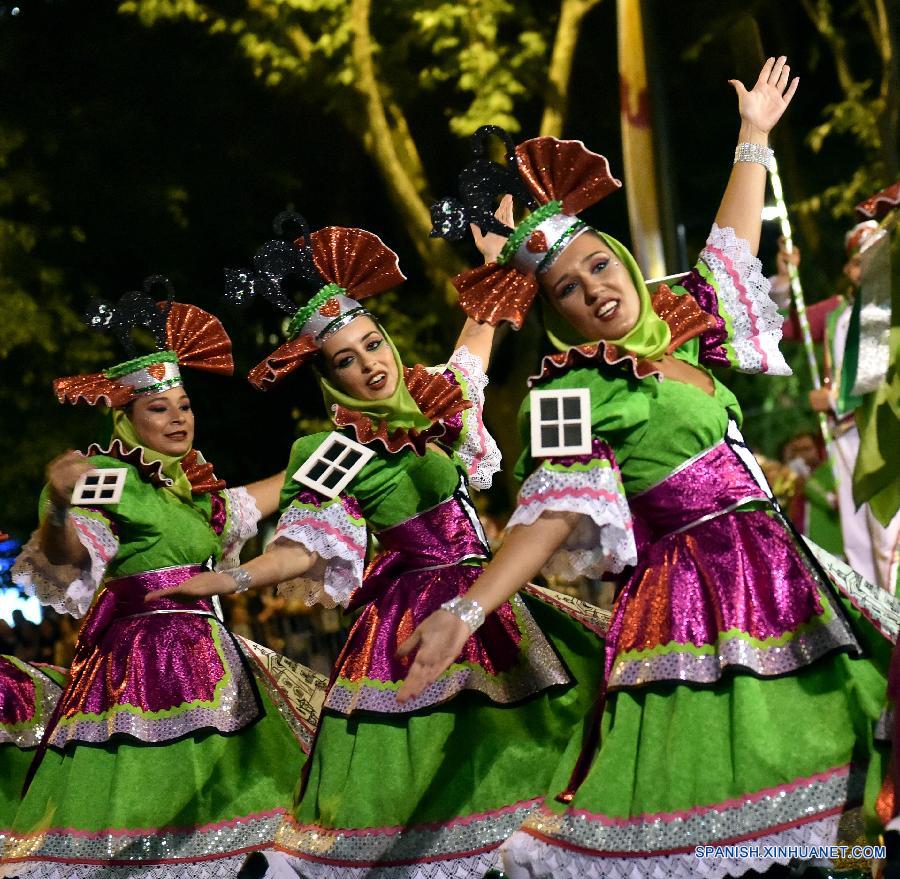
[629,441,767,539]
[79,564,214,648]
[49,564,260,748]
[606,440,859,689]
[329,496,570,715]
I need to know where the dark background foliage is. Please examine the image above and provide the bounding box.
[0,0,895,536]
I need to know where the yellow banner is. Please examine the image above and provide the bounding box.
[617,0,666,278]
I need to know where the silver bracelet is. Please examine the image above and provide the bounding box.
[440,596,485,634]
[224,567,253,594]
[734,142,774,172]
[46,499,69,528]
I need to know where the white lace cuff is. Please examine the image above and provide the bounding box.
[444,345,502,489]
[11,512,118,618]
[217,486,262,571]
[273,496,367,607]
[700,223,791,376]
[507,459,636,581]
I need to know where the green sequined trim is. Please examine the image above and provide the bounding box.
[538,219,586,272]
[287,283,348,339]
[496,201,562,266]
[104,350,178,379]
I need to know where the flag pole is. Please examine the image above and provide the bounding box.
[768,157,833,446]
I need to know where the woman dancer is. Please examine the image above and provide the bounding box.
[3,284,325,879]
[406,57,898,877]
[155,213,608,878]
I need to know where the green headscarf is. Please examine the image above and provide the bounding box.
[543,230,671,361]
[111,406,195,505]
[317,325,433,434]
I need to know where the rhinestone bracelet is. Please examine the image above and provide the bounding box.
[440,596,485,633]
[224,567,253,594]
[734,142,774,172]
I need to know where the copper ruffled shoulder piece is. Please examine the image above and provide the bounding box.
[454,262,539,329]
[856,180,900,221]
[652,284,718,352]
[54,373,135,408]
[83,440,225,494]
[181,449,227,494]
[331,365,472,456]
[164,302,233,375]
[248,334,320,390]
[309,227,406,300]
[528,288,715,387]
[515,137,622,216]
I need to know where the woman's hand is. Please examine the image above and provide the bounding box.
[46,451,94,508]
[472,194,514,264]
[145,571,238,601]
[729,56,799,135]
[395,609,471,703]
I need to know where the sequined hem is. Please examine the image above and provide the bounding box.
[0,810,285,869]
[606,605,858,689]
[217,487,261,571]
[237,636,327,754]
[49,620,260,747]
[700,224,790,377]
[274,496,367,608]
[444,345,502,490]
[804,537,900,644]
[0,658,63,748]
[518,764,856,856]
[508,458,636,580]
[0,855,252,879]
[503,813,842,879]
[12,513,118,619]
[323,595,570,715]
[274,798,541,867]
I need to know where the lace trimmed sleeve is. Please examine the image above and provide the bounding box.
[216,486,262,571]
[506,439,636,581]
[691,223,791,376]
[11,508,119,618]
[272,490,367,608]
[441,345,502,490]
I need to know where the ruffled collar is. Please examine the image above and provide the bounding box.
[528,285,717,387]
[83,439,226,494]
[331,364,471,455]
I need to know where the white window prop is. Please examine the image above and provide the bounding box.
[293,432,375,499]
[529,388,592,457]
[70,468,128,505]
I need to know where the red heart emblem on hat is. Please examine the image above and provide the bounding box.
[147,362,168,380]
[526,230,548,253]
[319,298,341,317]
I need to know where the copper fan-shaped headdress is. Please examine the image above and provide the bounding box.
[430,125,621,328]
[54,276,233,407]
[225,211,406,390]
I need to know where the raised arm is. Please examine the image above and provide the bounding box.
[715,56,799,255]
[450,195,515,370]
